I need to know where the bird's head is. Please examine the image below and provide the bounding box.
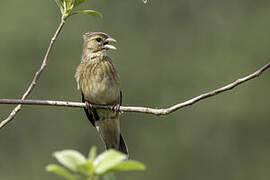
[83,32,117,54]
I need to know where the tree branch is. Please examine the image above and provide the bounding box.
[0,62,269,127]
[0,17,66,129]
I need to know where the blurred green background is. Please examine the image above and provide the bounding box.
[0,0,270,179]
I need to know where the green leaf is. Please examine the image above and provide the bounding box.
[73,0,88,8]
[75,146,96,176]
[63,0,67,12]
[46,164,75,180]
[88,146,97,161]
[55,0,64,14]
[71,10,103,19]
[64,0,70,5]
[111,160,146,171]
[93,150,127,175]
[77,160,94,176]
[54,150,86,171]
[67,0,73,6]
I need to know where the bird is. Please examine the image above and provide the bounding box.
[75,32,128,156]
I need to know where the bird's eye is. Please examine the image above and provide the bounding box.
[96,38,102,42]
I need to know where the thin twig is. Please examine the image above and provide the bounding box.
[0,62,269,124]
[0,17,66,129]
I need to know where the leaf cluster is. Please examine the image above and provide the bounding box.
[46,147,146,180]
[55,0,102,20]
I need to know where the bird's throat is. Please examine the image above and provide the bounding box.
[83,49,107,62]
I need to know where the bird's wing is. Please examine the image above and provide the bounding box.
[120,90,122,106]
[81,92,95,127]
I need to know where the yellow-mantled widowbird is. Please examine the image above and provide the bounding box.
[75,32,128,156]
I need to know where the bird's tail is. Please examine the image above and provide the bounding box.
[95,114,128,157]
[104,133,128,156]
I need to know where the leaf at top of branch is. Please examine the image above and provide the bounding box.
[55,0,64,14]
[73,0,89,8]
[71,10,103,19]
[67,0,74,9]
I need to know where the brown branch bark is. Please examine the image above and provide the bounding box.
[0,17,66,129]
[0,62,269,127]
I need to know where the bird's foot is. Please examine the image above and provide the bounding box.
[85,101,93,111]
[112,104,121,115]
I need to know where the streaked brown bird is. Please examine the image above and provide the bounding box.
[75,32,128,155]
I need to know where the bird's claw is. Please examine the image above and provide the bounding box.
[112,104,121,115]
[85,101,93,111]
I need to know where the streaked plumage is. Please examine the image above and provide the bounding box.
[75,32,128,155]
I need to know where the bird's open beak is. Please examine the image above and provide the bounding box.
[104,37,117,50]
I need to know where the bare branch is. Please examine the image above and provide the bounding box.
[0,17,66,129]
[0,62,269,126]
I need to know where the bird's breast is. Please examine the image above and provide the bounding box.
[77,58,120,105]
